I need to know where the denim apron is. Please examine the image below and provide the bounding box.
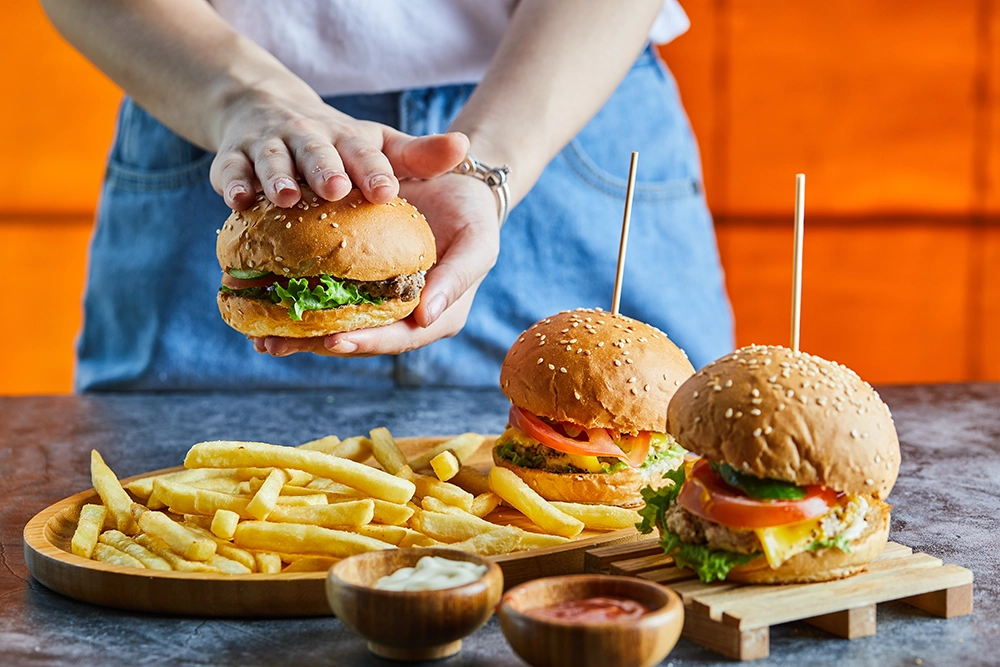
[76,47,734,391]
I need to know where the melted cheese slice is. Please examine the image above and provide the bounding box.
[753,516,823,568]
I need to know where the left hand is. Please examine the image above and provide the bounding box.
[256,172,501,357]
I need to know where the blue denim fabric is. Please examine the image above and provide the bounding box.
[76,47,734,391]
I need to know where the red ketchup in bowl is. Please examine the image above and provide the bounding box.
[524,596,650,624]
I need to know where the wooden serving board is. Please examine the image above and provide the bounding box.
[23,436,642,617]
[584,538,974,660]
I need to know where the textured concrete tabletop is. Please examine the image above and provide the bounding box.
[1,384,996,666]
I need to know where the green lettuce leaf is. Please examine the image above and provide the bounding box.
[660,530,760,583]
[711,461,806,500]
[271,275,383,321]
[636,465,760,583]
[808,533,851,553]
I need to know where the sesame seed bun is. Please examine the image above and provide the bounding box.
[217,185,435,282]
[500,309,696,434]
[217,291,420,338]
[667,345,900,499]
[215,184,435,337]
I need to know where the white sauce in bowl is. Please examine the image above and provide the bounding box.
[374,556,487,592]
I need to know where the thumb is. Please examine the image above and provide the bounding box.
[382,131,470,180]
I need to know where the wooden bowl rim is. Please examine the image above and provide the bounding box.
[327,547,504,600]
[498,573,683,628]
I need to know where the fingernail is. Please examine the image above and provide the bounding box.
[322,170,348,184]
[368,174,392,191]
[425,294,446,325]
[274,178,297,194]
[327,339,358,353]
[228,184,247,201]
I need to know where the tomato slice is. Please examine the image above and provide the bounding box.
[620,432,652,468]
[508,406,629,463]
[677,459,839,529]
[221,271,279,290]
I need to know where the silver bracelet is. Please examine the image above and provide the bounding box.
[453,154,512,228]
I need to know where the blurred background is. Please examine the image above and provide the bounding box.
[2,0,997,395]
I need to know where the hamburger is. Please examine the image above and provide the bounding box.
[496,308,695,508]
[216,185,435,337]
[637,344,900,583]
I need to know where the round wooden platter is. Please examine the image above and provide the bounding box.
[23,436,641,617]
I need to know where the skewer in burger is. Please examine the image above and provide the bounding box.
[496,308,695,508]
[216,185,435,337]
[637,344,900,583]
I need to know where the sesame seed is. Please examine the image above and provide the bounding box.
[714,385,722,392]
[628,377,637,383]
[751,388,760,397]
[332,223,339,228]
[285,222,292,229]
[341,240,347,247]
[626,358,634,364]
[674,380,681,386]
[750,409,761,416]
[566,345,573,351]
[725,408,734,418]
[875,455,882,463]
[694,416,701,423]
[630,387,638,395]
[574,390,581,400]
[559,367,567,373]
[320,213,327,220]
[614,360,622,366]
[644,384,650,391]
[753,428,762,437]
[693,391,700,398]
[764,426,773,434]
[865,478,874,485]
[735,411,743,418]
[548,364,555,370]
[768,375,779,383]
[724,379,733,387]
[786,389,795,398]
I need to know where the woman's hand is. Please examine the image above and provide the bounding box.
[256,172,501,357]
[211,88,469,211]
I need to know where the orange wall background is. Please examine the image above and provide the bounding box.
[2,1,998,394]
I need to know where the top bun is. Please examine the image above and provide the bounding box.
[500,309,695,434]
[667,345,900,498]
[216,185,436,281]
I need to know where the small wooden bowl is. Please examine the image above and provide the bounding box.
[326,548,504,661]
[498,574,684,667]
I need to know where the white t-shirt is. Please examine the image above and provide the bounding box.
[210,1,689,96]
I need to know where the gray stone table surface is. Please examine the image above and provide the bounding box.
[0,384,996,667]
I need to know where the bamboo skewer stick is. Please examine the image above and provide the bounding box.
[791,173,806,352]
[612,152,639,315]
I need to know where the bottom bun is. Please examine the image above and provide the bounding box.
[492,449,681,508]
[218,292,419,338]
[723,498,892,584]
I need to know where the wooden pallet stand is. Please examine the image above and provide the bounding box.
[584,539,973,660]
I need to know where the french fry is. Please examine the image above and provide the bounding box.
[267,499,375,528]
[211,509,241,540]
[356,524,410,546]
[274,494,328,507]
[446,525,522,556]
[549,501,642,531]
[93,543,145,568]
[398,531,440,548]
[305,478,366,498]
[281,557,340,573]
[369,427,408,474]
[184,441,415,504]
[71,504,107,558]
[233,521,394,558]
[247,469,288,521]
[154,478,251,518]
[183,523,257,572]
[132,505,217,561]
[398,466,474,511]
[254,551,283,574]
[98,530,171,570]
[90,450,138,534]
[470,492,502,518]
[515,531,572,550]
[206,553,252,574]
[448,465,492,496]
[371,499,415,526]
[183,514,214,530]
[408,433,486,471]
[126,468,236,500]
[489,467,584,538]
[134,533,219,573]
[299,435,373,463]
[429,451,460,482]
[420,496,466,515]
[408,508,501,543]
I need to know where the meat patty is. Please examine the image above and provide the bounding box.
[346,271,425,302]
[664,503,761,554]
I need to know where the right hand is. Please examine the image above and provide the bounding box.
[208,87,469,209]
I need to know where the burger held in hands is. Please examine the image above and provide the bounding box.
[638,344,900,584]
[496,309,695,508]
[216,185,435,337]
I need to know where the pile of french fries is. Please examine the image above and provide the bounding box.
[70,429,641,574]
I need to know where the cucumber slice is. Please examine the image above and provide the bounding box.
[228,268,273,280]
